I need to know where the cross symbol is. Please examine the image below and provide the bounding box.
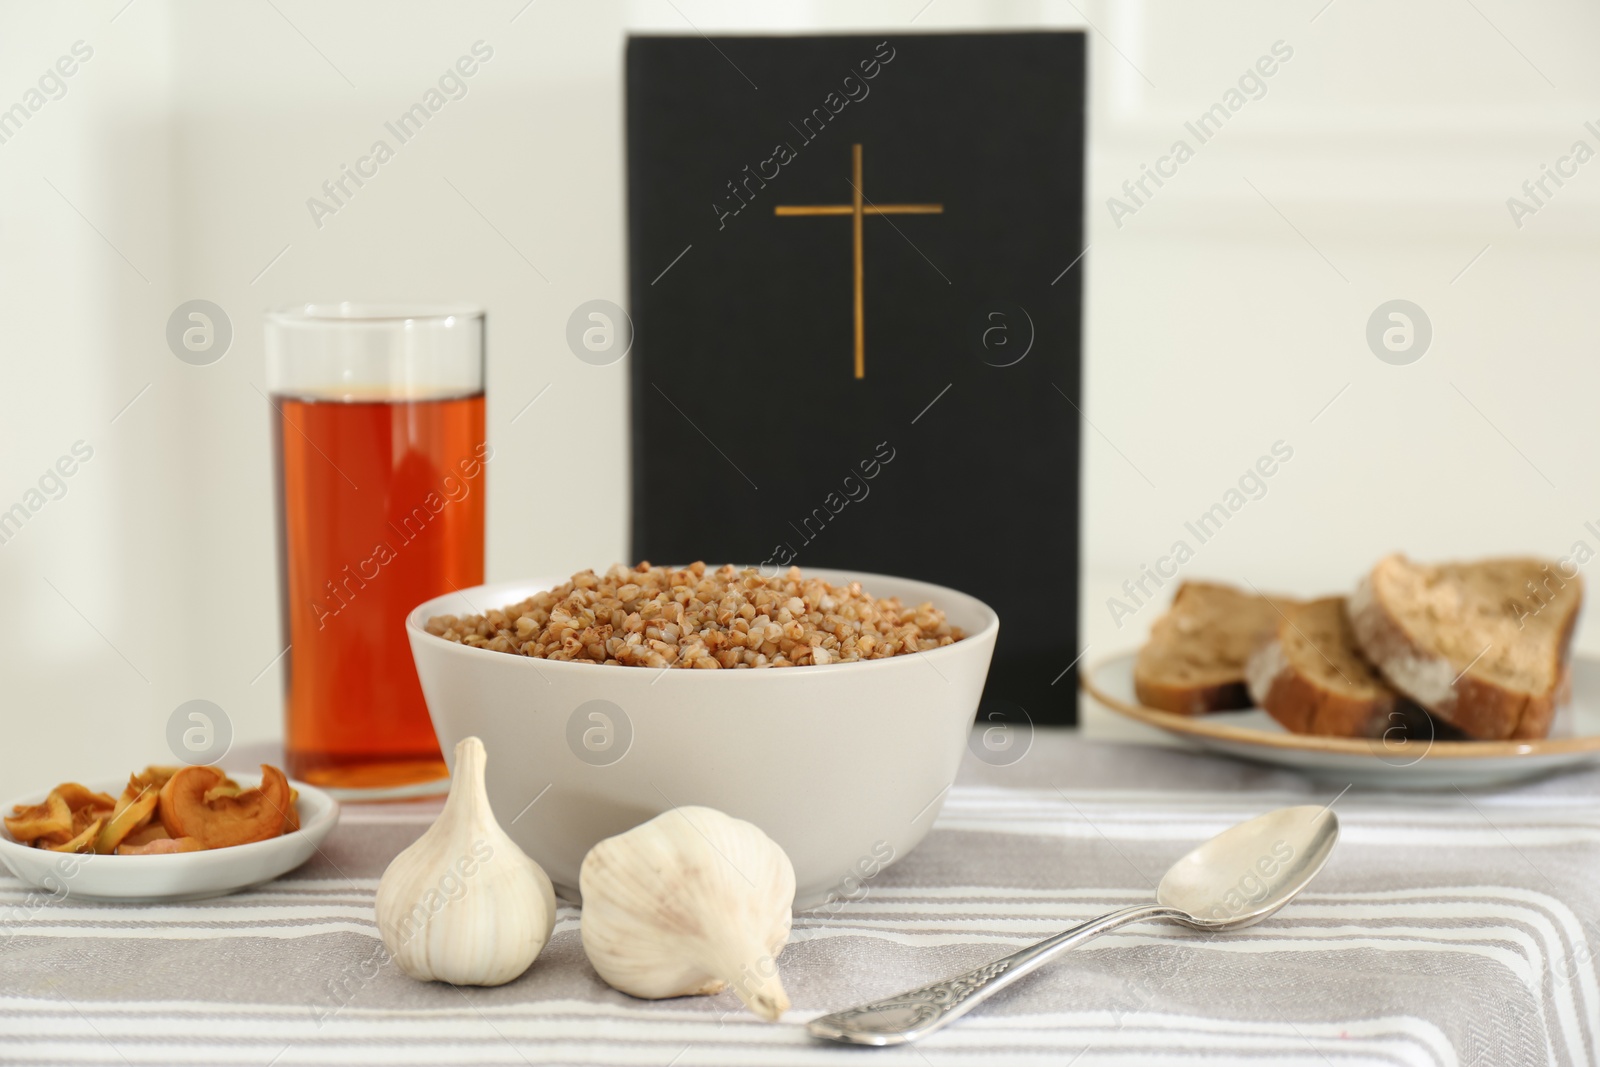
[774,144,943,379]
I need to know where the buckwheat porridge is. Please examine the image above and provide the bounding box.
[424,562,963,668]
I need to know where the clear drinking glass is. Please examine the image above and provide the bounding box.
[265,304,486,798]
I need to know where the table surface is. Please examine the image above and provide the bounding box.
[3,729,1598,1067]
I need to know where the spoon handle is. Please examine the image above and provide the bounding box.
[807,902,1180,1046]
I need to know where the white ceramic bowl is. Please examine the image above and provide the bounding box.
[407,568,998,909]
[0,773,339,902]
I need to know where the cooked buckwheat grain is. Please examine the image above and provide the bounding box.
[424,562,964,668]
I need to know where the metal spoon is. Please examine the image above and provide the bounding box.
[807,804,1339,1046]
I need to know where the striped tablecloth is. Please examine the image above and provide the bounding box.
[3,731,1598,1066]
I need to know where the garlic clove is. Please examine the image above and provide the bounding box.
[375,736,556,986]
[579,805,796,1021]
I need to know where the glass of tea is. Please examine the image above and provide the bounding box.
[265,304,486,798]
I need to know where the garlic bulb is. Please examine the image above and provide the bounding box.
[375,736,556,986]
[580,806,796,1020]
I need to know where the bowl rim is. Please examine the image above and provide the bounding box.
[0,772,339,862]
[405,566,1000,678]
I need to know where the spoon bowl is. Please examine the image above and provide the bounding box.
[1158,804,1340,932]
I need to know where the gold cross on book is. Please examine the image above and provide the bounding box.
[775,144,943,379]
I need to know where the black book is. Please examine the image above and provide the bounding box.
[625,31,1086,724]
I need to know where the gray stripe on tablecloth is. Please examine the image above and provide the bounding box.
[0,1050,1413,1061]
[0,1050,1432,1067]
[0,1011,1458,1062]
[0,937,1553,1064]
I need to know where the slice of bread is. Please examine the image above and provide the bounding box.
[1134,581,1296,715]
[1348,554,1583,740]
[1247,597,1411,737]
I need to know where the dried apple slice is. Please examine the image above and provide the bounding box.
[47,817,104,853]
[118,835,202,855]
[157,766,224,838]
[137,766,182,789]
[94,780,160,854]
[159,765,292,849]
[55,783,116,812]
[119,822,170,848]
[204,781,244,803]
[4,791,72,843]
[143,764,237,799]
[67,805,101,836]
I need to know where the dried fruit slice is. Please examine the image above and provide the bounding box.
[137,766,182,789]
[47,817,104,853]
[141,765,242,803]
[118,835,203,855]
[55,783,116,812]
[94,779,161,855]
[159,765,292,849]
[157,766,225,838]
[204,781,244,803]
[119,822,171,849]
[68,805,100,834]
[44,795,110,847]
[4,792,72,843]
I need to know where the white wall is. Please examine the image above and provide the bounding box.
[1076,0,1600,696]
[2,0,1597,786]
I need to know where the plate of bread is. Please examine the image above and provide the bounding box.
[1082,554,1600,787]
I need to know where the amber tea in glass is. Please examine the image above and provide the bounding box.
[266,304,485,797]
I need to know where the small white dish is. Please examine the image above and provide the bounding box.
[0,772,339,902]
[1083,650,1600,789]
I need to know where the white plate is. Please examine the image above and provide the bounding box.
[1082,651,1600,789]
[0,772,339,901]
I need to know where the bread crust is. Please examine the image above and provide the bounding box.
[1133,675,1250,716]
[1246,600,1399,738]
[1251,648,1393,736]
[1348,555,1582,741]
[1133,581,1291,715]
